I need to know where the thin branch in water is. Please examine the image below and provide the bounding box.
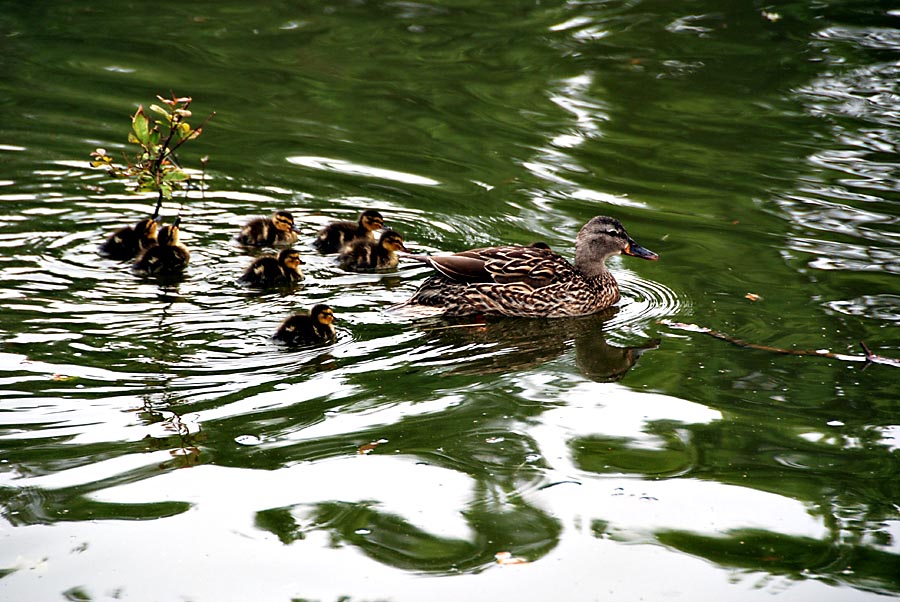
[661,320,900,368]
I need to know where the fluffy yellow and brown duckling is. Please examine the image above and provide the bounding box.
[239,248,304,288]
[338,229,408,271]
[99,216,160,260]
[313,209,384,253]
[273,304,336,345]
[133,218,190,277]
[400,216,658,318]
[237,210,301,247]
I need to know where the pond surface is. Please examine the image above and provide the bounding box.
[1,1,899,601]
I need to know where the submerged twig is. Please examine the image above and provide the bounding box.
[662,320,899,368]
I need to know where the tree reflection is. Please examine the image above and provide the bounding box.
[570,403,900,595]
[256,495,561,574]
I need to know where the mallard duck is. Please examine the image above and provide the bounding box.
[338,229,408,270]
[239,248,304,287]
[237,210,301,246]
[273,304,336,345]
[400,216,658,318]
[133,218,190,276]
[99,216,160,260]
[313,209,384,253]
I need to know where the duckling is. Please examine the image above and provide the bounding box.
[338,229,408,271]
[237,210,301,246]
[273,304,336,345]
[313,209,384,253]
[239,248,305,288]
[99,216,160,260]
[400,216,658,318]
[133,218,190,277]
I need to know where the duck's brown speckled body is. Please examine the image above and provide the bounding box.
[401,216,658,318]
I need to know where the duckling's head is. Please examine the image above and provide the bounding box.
[311,304,335,326]
[575,216,658,277]
[272,210,301,233]
[278,248,304,271]
[157,221,181,246]
[359,209,384,232]
[135,217,160,240]
[378,229,408,253]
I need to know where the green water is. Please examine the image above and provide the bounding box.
[1,1,898,601]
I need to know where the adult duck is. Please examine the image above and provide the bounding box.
[400,216,658,318]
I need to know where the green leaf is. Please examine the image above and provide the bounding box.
[149,104,170,119]
[131,106,151,146]
[162,169,190,183]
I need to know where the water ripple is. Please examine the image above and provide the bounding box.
[613,269,686,336]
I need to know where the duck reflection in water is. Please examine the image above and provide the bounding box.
[420,308,658,382]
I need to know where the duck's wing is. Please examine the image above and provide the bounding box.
[416,246,568,289]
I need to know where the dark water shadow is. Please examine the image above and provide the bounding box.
[415,308,659,382]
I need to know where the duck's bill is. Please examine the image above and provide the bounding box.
[624,241,659,261]
[291,225,302,233]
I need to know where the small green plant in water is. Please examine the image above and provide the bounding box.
[90,93,212,217]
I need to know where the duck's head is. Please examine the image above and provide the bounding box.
[278,248,304,271]
[575,216,658,277]
[359,209,384,232]
[273,210,301,233]
[157,219,181,246]
[311,304,335,326]
[378,229,408,253]
[135,216,161,240]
